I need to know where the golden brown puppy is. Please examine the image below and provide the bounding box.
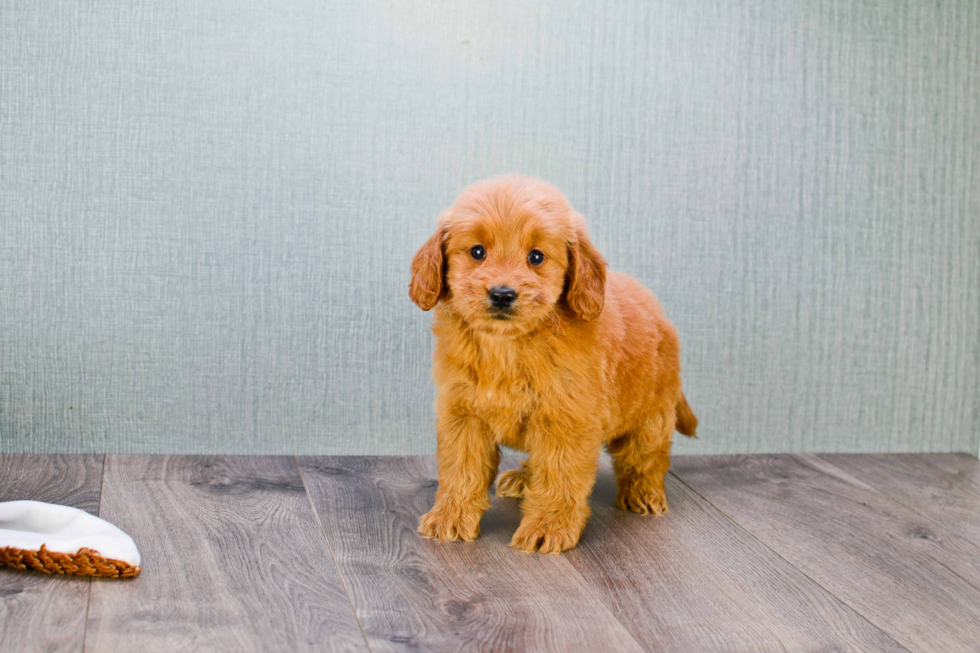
[409,175,697,554]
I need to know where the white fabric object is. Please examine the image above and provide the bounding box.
[0,500,140,567]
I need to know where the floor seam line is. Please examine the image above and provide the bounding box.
[546,546,648,652]
[533,458,670,653]
[294,455,373,653]
[80,453,108,653]
[667,468,914,653]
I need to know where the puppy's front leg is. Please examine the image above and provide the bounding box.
[510,426,600,554]
[418,412,499,542]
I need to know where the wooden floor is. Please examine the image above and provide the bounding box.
[2,454,980,652]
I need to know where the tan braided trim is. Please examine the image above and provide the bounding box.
[0,544,141,578]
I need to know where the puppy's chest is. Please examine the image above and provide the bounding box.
[463,365,542,448]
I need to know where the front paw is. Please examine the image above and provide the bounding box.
[417,505,482,542]
[510,518,583,554]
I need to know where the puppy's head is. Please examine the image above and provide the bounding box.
[409,176,606,333]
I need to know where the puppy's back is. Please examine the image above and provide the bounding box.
[598,271,685,413]
[603,272,679,350]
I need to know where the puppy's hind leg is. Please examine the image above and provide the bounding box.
[495,460,529,498]
[608,412,675,515]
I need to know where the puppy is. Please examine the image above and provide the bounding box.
[409,175,697,553]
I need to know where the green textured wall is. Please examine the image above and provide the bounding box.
[1,0,978,454]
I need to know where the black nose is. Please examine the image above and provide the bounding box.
[488,286,517,309]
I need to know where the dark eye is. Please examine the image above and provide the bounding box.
[528,249,545,266]
[470,245,486,260]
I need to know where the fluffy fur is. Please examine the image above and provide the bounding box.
[410,175,697,554]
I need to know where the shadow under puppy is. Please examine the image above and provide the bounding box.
[409,175,697,553]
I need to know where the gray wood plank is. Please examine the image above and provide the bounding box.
[0,454,104,653]
[297,456,645,653]
[819,454,980,547]
[672,454,980,653]
[84,456,368,653]
[559,458,908,652]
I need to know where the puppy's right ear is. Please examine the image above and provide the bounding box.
[409,222,448,311]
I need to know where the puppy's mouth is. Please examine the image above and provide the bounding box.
[487,308,514,320]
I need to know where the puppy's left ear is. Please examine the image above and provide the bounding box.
[409,221,448,311]
[564,218,607,321]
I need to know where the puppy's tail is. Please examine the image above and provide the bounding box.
[675,393,698,438]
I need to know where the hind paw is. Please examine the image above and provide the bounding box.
[616,485,668,515]
[495,466,529,499]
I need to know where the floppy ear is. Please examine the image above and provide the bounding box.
[409,223,447,311]
[564,221,606,321]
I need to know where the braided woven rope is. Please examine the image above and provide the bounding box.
[0,544,140,578]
